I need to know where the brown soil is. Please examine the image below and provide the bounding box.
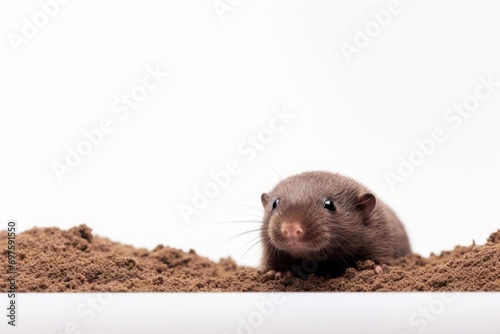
[1,225,500,292]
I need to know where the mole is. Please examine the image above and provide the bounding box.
[259,171,411,281]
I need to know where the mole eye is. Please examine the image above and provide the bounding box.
[324,199,336,211]
[272,198,280,210]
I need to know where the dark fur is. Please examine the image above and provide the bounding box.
[260,171,411,277]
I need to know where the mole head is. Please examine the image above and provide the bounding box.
[260,171,376,259]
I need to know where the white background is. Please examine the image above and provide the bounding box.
[1,0,499,271]
[2,293,500,334]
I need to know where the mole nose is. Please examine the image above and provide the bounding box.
[281,223,303,239]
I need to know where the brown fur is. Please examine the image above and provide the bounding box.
[260,171,411,277]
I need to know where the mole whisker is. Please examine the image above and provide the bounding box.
[223,229,261,244]
[238,238,263,263]
[210,220,262,225]
[223,201,265,214]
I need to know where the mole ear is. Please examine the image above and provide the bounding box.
[261,193,270,207]
[356,193,376,217]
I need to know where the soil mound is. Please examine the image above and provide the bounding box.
[1,225,499,292]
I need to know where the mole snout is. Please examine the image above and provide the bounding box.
[281,222,303,239]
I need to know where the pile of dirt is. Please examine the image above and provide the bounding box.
[1,225,499,292]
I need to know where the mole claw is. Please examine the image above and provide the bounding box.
[264,270,293,283]
[264,270,293,282]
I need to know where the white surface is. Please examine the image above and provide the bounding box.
[2,293,500,334]
[1,0,499,269]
